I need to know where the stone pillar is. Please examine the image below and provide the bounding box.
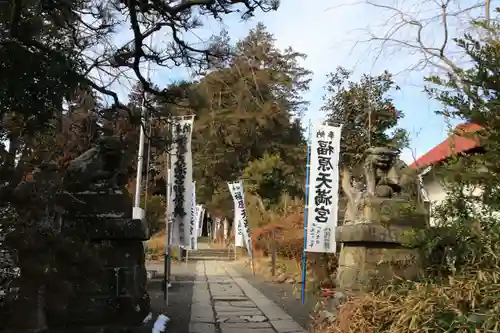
[47,188,151,330]
[335,197,426,292]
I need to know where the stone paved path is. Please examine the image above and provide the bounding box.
[190,261,307,333]
[231,262,317,329]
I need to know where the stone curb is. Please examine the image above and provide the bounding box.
[223,263,307,333]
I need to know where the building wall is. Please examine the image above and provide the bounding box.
[421,170,448,227]
[421,165,491,226]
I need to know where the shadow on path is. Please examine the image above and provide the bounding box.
[147,262,196,333]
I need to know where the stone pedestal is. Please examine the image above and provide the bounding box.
[336,197,426,292]
[46,188,151,330]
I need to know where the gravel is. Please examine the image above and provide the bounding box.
[147,261,197,333]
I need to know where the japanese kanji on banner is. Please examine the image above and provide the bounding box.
[228,182,244,247]
[228,181,252,258]
[187,182,197,250]
[305,123,342,253]
[169,116,194,248]
[213,217,221,240]
[196,204,205,237]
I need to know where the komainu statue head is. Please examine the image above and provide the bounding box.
[342,146,422,224]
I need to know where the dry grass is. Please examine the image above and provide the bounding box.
[147,231,166,250]
[146,231,180,261]
[251,206,337,291]
[316,270,500,333]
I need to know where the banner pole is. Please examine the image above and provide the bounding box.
[164,117,172,305]
[301,119,313,305]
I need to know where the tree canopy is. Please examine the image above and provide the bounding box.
[321,67,409,173]
[185,23,311,215]
[0,0,279,201]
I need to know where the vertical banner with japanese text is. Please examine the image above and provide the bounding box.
[229,181,252,258]
[228,182,244,247]
[187,182,197,250]
[196,205,204,237]
[169,116,194,248]
[305,123,342,253]
[223,219,229,240]
[213,217,221,240]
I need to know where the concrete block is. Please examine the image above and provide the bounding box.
[220,329,275,333]
[220,322,272,329]
[216,310,263,317]
[214,306,261,312]
[257,305,290,321]
[189,322,216,333]
[212,295,248,301]
[270,319,306,333]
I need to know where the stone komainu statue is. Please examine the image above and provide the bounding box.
[336,147,427,292]
[363,147,419,199]
[65,136,128,191]
[342,147,421,223]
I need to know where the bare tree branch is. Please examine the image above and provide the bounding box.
[352,0,497,76]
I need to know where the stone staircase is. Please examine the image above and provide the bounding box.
[186,246,236,261]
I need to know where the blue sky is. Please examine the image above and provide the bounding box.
[108,0,480,164]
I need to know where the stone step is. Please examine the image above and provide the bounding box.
[189,250,230,254]
[186,249,235,261]
[189,249,231,254]
[188,252,233,257]
[186,256,235,261]
[187,253,234,257]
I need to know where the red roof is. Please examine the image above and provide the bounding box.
[410,123,483,169]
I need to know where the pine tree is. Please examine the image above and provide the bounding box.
[189,23,311,213]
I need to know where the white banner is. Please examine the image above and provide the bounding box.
[229,181,252,258]
[228,182,244,247]
[169,116,194,248]
[223,219,229,240]
[213,217,221,240]
[187,182,197,250]
[165,168,172,255]
[305,124,342,253]
[196,205,205,237]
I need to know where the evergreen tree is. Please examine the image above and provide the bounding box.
[189,23,311,213]
[242,153,304,207]
[321,67,408,173]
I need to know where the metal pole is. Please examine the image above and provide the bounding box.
[133,37,153,210]
[134,107,147,208]
[301,119,313,305]
[164,117,173,304]
[164,167,171,303]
